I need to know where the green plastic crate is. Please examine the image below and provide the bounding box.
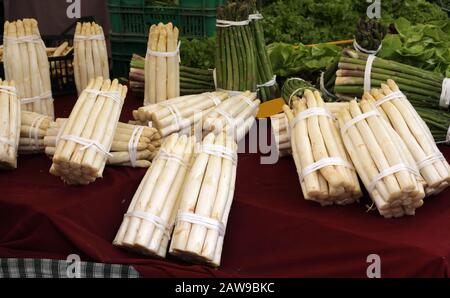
[180,0,226,8]
[111,53,133,79]
[108,1,221,38]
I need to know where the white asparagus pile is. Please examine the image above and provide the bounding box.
[50,77,126,185]
[114,133,196,257]
[19,111,52,154]
[338,99,426,218]
[134,92,229,137]
[365,80,450,195]
[73,22,109,95]
[170,132,238,267]
[0,80,20,169]
[45,119,161,168]
[283,90,362,206]
[144,22,180,105]
[270,113,291,158]
[202,91,260,142]
[3,19,54,118]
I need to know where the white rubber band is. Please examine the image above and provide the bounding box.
[216,19,250,27]
[364,55,376,91]
[197,143,237,164]
[368,163,415,193]
[125,211,171,239]
[417,152,446,170]
[248,13,264,21]
[60,135,112,157]
[299,157,353,182]
[177,211,225,236]
[440,78,450,109]
[241,95,257,109]
[155,149,190,169]
[21,91,53,105]
[159,102,185,130]
[205,92,221,106]
[0,85,17,96]
[128,126,144,168]
[74,34,105,41]
[0,136,14,147]
[29,115,47,150]
[215,108,237,130]
[320,72,335,99]
[84,89,122,104]
[147,41,181,63]
[257,75,277,88]
[353,39,382,55]
[4,35,40,44]
[340,109,381,135]
[375,91,405,107]
[291,107,335,129]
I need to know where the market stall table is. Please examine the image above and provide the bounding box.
[0,92,449,277]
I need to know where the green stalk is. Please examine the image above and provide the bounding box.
[233,26,245,91]
[224,27,233,90]
[215,27,223,89]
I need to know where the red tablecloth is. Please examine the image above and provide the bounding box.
[1,92,450,278]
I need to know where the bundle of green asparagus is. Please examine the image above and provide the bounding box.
[215,2,257,93]
[353,17,387,55]
[133,91,229,137]
[45,119,161,168]
[283,90,362,206]
[73,22,109,94]
[19,111,52,154]
[326,49,449,110]
[3,19,54,118]
[0,80,20,169]
[50,78,126,185]
[170,132,238,267]
[364,80,450,195]
[281,77,318,106]
[144,23,180,105]
[338,100,426,218]
[114,134,195,257]
[180,66,215,95]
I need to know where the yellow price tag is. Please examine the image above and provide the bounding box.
[256,98,286,119]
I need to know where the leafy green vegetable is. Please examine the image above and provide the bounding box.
[180,37,216,69]
[261,0,448,45]
[379,17,450,76]
[267,42,341,78]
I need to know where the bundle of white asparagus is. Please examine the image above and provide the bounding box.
[270,113,291,158]
[365,80,450,195]
[73,22,109,95]
[45,119,161,168]
[144,22,180,105]
[3,19,54,118]
[114,133,196,257]
[134,92,229,137]
[283,90,362,206]
[202,91,260,142]
[0,80,20,169]
[19,111,52,154]
[50,77,126,185]
[338,99,426,218]
[170,132,238,267]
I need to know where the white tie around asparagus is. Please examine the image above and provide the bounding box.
[202,91,260,142]
[364,80,450,196]
[73,22,109,95]
[0,80,20,169]
[114,133,195,257]
[19,111,52,154]
[133,91,229,137]
[144,22,180,105]
[170,132,238,267]
[50,77,126,185]
[338,99,426,218]
[283,90,362,206]
[3,19,54,118]
[45,119,161,168]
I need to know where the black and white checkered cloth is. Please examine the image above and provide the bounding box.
[0,258,141,278]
